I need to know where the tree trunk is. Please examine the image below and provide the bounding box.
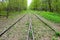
[48,0,52,12]
[56,0,58,12]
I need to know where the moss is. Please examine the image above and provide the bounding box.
[29,30,33,39]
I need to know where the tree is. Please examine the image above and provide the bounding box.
[30,0,60,13]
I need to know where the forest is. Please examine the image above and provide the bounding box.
[0,0,27,18]
[30,0,60,13]
[0,0,27,11]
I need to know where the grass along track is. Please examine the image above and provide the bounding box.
[34,14,60,36]
[31,14,60,40]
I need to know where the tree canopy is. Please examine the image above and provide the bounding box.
[30,0,60,13]
[0,0,27,11]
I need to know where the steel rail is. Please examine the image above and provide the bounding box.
[0,14,26,37]
[27,14,34,40]
[34,14,56,33]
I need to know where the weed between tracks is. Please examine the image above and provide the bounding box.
[52,36,58,40]
[26,22,29,27]
[55,32,60,36]
[26,22,33,39]
[29,30,33,39]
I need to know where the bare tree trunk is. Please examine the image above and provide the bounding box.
[6,0,10,18]
[48,0,52,12]
[56,0,58,12]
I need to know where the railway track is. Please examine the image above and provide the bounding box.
[27,14,34,40]
[0,13,60,40]
[34,14,60,35]
[0,14,29,40]
[31,14,59,40]
[34,14,56,33]
[27,14,56,40]
[0,14,26,37]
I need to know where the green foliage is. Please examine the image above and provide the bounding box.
[28,10,60,23]
[30,0,60,12]
[52,36,58,40]
[0,0,27,16]
[38,11,60,23]
[29,30,33,39]
[0,11,7,15]
[0,0,27,11]
[55,32,60,36]
[30,0,41,10]
[8,0,27,10]
[0,1,8,10]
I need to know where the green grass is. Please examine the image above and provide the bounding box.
[8,11,21,19]
[37,11,60,23]
[25,10,60,23]
[29,30,33,39]
[55,32,60,36]
[28,10,60,23]
[52,36,58,40]
[0,11,7,15]
[27,10,60,23]
[0,10,26,19]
